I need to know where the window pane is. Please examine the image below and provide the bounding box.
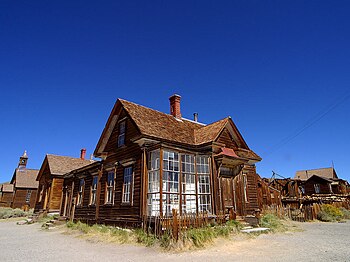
[162,193,179,216]
[147,193,160,216]
[181,194,196,214]
[198,195,211,213]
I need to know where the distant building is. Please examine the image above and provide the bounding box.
[0,183,14,207]
[10,151,39,209]
[295,167,348,195]
[34,150,94,214]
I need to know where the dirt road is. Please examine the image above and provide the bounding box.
[0,220,349,261]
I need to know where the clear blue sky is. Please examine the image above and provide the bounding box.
[1,1,349,183]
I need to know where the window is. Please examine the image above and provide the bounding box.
[162,151,179,216]
[38,186,44,202]
[122,166,133,203]
[77,179,84,206]
[105,171,115,204]
[147,150,160,216]
[181,154,196,214]
[117,121,126,147]
[243,174,248,202]
[314,183,320,194]
[197,155,211,213]
[90,176,98,205]
[25,190,32,203]
[146,149,212,217]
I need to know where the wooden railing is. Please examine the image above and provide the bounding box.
[143,210,226,239]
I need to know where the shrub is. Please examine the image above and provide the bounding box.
[340,208,350,220]
[317,204,344,222]
[260,214,286,232]
[0,207,32,219]
[133,229,156,247]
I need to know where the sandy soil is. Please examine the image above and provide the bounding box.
[0,220,349,261]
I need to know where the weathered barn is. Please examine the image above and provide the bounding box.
[34,151,93,214]
[61,95,264,226]
[0,183,14,207]
[10,151,39,209]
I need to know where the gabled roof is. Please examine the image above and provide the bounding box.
[11,169,39,189]
[95,98,259,158]
[306,174,333,183]
[46,154,94,176]
[295,167,338,181]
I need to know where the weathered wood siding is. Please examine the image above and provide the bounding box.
[304,176,332,195]
[216,127,238,148]
[12,188,37,209]
[0,192,13,207]
[72,110,143,226]
[48,178,64,212]
[233,165,259,216]
[34,163,51,212]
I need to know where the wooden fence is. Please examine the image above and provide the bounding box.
[263,201,350,222]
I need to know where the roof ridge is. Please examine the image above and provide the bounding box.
[119,98,172,119]
[47,153,92,161]
[296,167,333,172]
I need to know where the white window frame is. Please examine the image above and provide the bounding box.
[122,166,133,204]
[181,154,196,214]
[197,155,212,213]
[105,171,115,204]
[77,179,84,206]
[90,176,98,205]
[25,190,32,203]
[314,183,320,194]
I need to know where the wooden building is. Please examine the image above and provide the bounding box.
[295,167,348,195]
[61,94,264,226]
[0,183,14,207]
[34,150,94,214]
[10,151,39,209]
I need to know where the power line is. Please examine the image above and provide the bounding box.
[264,90,350,157]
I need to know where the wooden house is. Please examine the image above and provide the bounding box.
[10,151,39,209]
[34,150,94,214]
[61,94,263,226]
[303,175,333,195]
[0,183,14,207]
[295,167,348,195]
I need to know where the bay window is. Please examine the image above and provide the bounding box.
[147,149,212,217]
[197,155,212,213]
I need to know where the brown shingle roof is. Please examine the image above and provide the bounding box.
[120,99,204,145]
[1,183,14,192]
[295,167,338,181]
[95,98,260,161]
[14,169,39,189]
[194,118,228,144]
[46,154,94,176]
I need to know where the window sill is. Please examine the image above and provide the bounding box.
[88,204,96,207]
[103,203,113,207]
[120,202,132,206]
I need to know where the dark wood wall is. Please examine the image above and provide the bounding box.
[304,176,332,195]
[0,192,13,207]
[12,188,37,209]
[72,109,143,226]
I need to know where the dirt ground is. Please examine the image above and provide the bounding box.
[0,220,349,262]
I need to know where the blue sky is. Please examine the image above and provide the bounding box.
[1,1,349,182]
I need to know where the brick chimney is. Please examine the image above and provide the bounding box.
[80,148,86,160]
[169,94,181,119]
